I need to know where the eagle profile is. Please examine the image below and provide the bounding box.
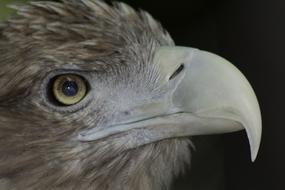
[0,0,261,189]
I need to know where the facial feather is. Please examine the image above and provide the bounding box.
[0,1,192,189]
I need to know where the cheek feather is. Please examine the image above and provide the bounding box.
[0,0,193,189]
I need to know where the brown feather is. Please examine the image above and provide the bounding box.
[0,0,191,189]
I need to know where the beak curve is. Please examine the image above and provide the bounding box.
[170,47,262,161]
[78,47,262,161]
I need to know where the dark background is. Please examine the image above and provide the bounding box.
[1,0,283,189]
[119,0,283,189]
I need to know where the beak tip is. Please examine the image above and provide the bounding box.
[246,123,262,162]
[251,147,259,162]
[250,136,261,162]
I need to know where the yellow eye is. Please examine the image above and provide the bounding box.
[52,74,87,106]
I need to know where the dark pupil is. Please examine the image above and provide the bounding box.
[62,80,78,97]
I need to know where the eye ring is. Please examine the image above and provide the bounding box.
[52,74,87,106]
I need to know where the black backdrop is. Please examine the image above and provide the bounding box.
[115,0,283,189]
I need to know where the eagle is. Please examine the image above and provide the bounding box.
[0,0,261,189]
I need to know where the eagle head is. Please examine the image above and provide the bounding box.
[0,0,261,189]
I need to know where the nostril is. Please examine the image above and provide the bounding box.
[123,111,130,116]
[169,64,185,80]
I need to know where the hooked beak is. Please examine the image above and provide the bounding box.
[79,47,262,161]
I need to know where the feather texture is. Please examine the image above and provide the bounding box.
[0,1,191,189]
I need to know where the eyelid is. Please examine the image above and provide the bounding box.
[42,70,92,113]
